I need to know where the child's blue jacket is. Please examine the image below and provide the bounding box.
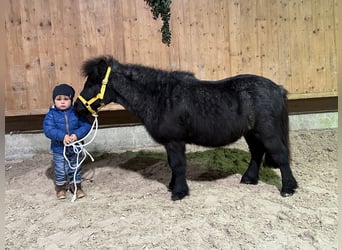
[43,105,91,154]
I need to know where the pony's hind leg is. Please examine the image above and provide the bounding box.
[241,133,265,185]
[164,141,189,201]
[262,137,298,196]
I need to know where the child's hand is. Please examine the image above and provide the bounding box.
[70,134,78,142]
[64,134,78,144]
[63,135,72,144]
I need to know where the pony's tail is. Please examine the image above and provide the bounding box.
[264,87,290,168]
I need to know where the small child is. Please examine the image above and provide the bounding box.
[43,83,91,200]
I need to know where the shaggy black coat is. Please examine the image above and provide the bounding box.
[75,56,298,200]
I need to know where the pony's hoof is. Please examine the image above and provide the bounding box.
[280,191,294,197]
[240,175,258,185]
[171,194,185,201]
[171,191,189,201]
[281,180,298,197]
[280,190,295,197]
[280,186,297,197]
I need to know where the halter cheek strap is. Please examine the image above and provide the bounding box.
[78,66,112,115]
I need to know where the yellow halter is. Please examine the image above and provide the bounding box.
[77,66,112,115]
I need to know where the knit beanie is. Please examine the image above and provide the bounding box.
[52,84,75,100]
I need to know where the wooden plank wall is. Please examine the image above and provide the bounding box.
[5,0,338,116]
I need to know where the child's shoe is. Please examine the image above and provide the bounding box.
[55,184,67,199]
[70,183,86,199]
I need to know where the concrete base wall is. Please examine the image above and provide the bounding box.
[5,112,338,160]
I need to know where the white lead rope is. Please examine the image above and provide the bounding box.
[63,114,99,202]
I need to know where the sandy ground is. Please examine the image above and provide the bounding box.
[5,129,337,249]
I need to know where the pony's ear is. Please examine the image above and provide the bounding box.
[82,57,110,79]
[97,59,108,78]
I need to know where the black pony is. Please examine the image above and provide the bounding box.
[74,56,298,200]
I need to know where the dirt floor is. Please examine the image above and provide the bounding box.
[5,129,337,249]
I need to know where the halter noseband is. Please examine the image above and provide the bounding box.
[78,66,111,115]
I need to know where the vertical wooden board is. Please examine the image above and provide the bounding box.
[48,0,71,101]
[256,0,267,19]
[133,0,148,64]
[92,0,115,55]
[265,0,280,81]
[256,0,285,82]
[320,0,337,95]
[210,1,225,79]
[77,0,124,106]
[21,0,44,114]
[5,0,28,114]
[121,0,139,63]
[239,0,258,74]
[256,0,278,80]
[186,0,206,78]
[287,0,305,96]
[168,0,184,70]
[213,0,230,79]
[109,0,125,61]
[276,0,291,88]
[256,18,267,76]
[227,0,242,75]
[61,0,84,94]
[169,0,195,71]
[136,0,170,69]
[191,0,224,78]
[5,0,24,62]
[48,0,64,86]
[204,0,217,78]
[198,0,214,78]
[185,0,199,75]
[323,0,338,95]
[120,0,133,63]
[49,0,78,95]
[79,1,100,59]
[255,0,267,76]
[310,0,326,95]
[46,0,84,98]
[205,0,229,80]
[35,0,55,109]
[300,0,317,95]
[121,0,168,66]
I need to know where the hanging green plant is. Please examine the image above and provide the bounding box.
[144,0,172,46]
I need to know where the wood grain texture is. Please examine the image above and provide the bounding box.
[5,0,338,116]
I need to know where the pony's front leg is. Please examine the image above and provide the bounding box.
[164,141,189,201]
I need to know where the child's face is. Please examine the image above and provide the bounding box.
[54,95,72,110]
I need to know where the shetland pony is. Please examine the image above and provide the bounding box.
[74,56,298,200]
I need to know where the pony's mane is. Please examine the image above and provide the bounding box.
[126,64,195,86]
[81,56,196,87]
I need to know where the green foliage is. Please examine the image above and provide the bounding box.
[187,148,250,175]
[144,0,172,46]
[187,148,281,188]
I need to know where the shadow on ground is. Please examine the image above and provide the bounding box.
[45,148,281,190]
